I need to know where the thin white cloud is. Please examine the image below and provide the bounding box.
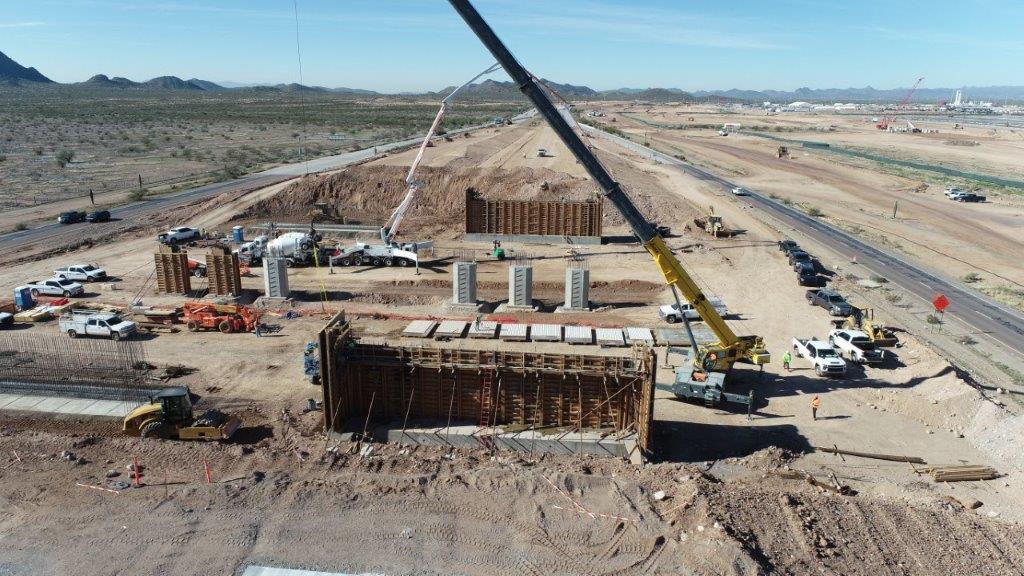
[0,21,47,28]
[481,0,790,50]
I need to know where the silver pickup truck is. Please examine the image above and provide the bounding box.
[59,311,137,341]
[25,278,85,297]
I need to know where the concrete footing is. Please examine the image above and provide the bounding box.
[332,421,641,463]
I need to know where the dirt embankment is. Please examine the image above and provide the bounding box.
[238,161,694,241]
[239,165,600,240]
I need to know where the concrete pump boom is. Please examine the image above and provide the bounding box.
[445,0,769,382]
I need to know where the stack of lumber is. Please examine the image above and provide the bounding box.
[927,465,1000,482]
[13,306,53,322]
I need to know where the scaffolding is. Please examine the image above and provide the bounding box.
[319,313,656,454]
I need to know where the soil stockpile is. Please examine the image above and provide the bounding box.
[239,163,691,241]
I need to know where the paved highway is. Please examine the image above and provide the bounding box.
[581,123,1024,358]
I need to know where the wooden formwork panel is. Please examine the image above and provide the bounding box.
[206,253,242,296]
[318,314,656,454]
[153,252,191,294]
[464,188,602,237]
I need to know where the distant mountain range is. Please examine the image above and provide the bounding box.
[4,50,1024,103]
[0,50,53,85]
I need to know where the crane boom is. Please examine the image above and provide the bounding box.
[446,0,768,379]
[877,76,923,130]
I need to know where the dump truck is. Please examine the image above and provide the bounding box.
[122,386,240,440]
[182,302,260,334]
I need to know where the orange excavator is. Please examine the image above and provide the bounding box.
[182,302,260,334]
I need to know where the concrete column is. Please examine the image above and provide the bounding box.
[508,264,533,307]
[564,267,590,310]
[264,257,290,298]
[452,261,477,305]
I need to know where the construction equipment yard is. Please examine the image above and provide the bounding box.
[4,3,1024,574]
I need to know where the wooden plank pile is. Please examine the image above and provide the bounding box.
[926,465,1000,482]
[154,252,191,294]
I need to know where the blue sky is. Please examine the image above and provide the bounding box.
[2,0,1023,92]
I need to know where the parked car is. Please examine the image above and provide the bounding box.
[789,250,813,269]
[86,210,111,222]
[59,311,137,341]
[794,260,815,275]
[54,264,107,282]
[57,211,86,224]
[828,329,885,364]
[806,288,854,316]
[797,268,822,287]
[157,226,201,244]
[778,240,800,255]
[792,337,847,377]
[731,186,749,196]
[658,298,729,323]
[25,278,85,297]
[953,192,986,202]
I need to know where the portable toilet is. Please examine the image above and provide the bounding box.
[232,226,245,243]
[14,286,34,310]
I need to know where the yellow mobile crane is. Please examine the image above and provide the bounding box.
[447,0,769,405]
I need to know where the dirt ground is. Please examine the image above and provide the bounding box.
[593,103,1024,310]
[2,115,1024,575]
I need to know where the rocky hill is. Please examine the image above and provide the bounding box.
[0,50,53,85]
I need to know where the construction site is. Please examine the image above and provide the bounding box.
[3,3,1024,576]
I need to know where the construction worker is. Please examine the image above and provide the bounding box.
[89,189,95,205]
[811,395,821,420]
[254,322,263,338]
[475,313,482,329]
[782,349,792,372]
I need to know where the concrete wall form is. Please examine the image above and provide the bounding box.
[153,252,191,294]
[465,189,602,238]
[206,252,243,296]
[319,313,655,456]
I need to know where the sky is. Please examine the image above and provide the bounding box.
[2,0,1023,92]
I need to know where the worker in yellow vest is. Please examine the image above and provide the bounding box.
[811,395,821,420]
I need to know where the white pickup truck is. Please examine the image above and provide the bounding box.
[828,329,885,364]
[157,226,201,245]
[54,263,107,282]
[59,311,137,341]
[792,337,847,377]
[659,299,728,323]
[25,278,85,297]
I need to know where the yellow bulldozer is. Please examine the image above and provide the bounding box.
[122,386,241,440]
[693,206,736,238]
[834,306,899,347]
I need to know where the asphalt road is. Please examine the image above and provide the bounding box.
[0,113,533,253]
[581,123,1024,358]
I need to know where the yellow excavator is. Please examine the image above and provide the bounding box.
[123,386,240,440]
[448,0,769,406]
